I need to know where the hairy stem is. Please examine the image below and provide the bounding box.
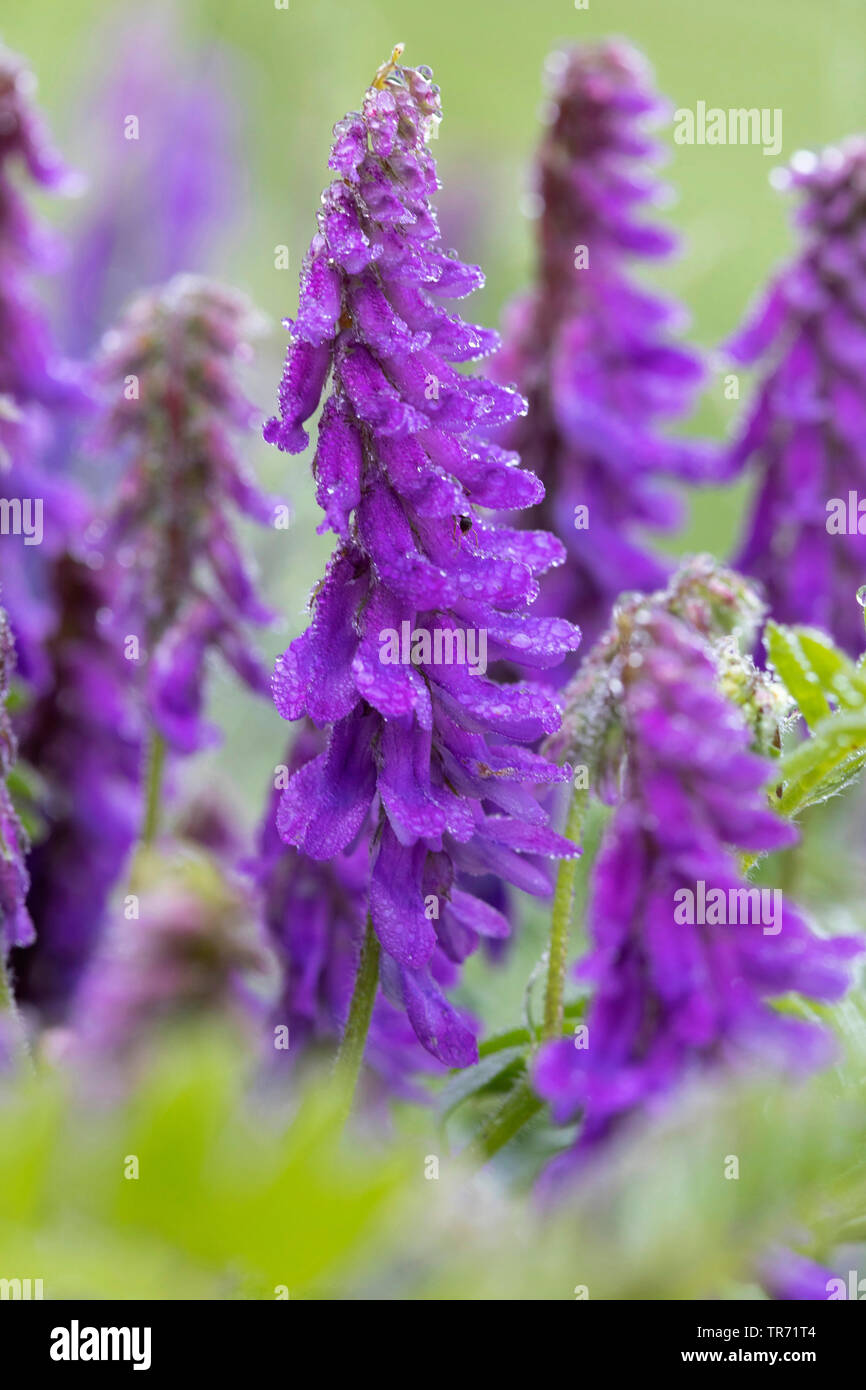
[142,731,166,846]
[334,913,380,1115]
[469,786,587,1167]
[542,786,586,1040]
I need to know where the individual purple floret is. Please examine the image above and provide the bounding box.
[255,728,458,1095]
[264,49,581,1066]
[492,42,712,657]
[93,274,278,753]
[728,139,866,656]
[0,602,32,959]
[10,552,143,1019]
[536,563,862,1159]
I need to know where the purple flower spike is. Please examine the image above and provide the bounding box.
[264,50,581,1065]
[0,604,32,957]
[492,42,714,658]
[94,275,280,752]
[728,139,866,655]
[10,553,143,1018]
[0,43,83,409]
[0,44,87,683]
[60,5,246,359]
[536,563,862,1159]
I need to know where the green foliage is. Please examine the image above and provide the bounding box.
[0,1032,407,1299]
[3,1019,866,1299]
[766,622,866,816]
[764,622,834,729]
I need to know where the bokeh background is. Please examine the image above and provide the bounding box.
[3,0,866,1301]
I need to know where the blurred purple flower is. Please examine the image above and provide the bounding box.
[760,1249,837,1301]
[69,837,274,1081]
[0,460,90,691]
[0,43,88,684]
[728,139,866,655]
[492,42,713,658]
[10,552,143,1018]
[536,575,862,1162]
[94,274,278,753]
[264,51,581,1066]
[59,4,246,359]
[0,43,82,404]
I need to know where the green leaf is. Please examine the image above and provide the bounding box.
[761,624,866,814]
[765,620,866,731]
[764,621,832,727]
[446,1011,588,1121]
[795,629,866,710]
[776,708,866,816]
[478,1027,533,1059]
[439,1047,527,1121]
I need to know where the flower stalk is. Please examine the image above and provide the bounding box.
[142,731,166,846]
[542,786,587,1041]
[333,914,381,1114]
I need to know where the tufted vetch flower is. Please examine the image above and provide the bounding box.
[10,552,143,1018]
[492,41,714,660]
[93,275,279,755]
[728,139,866,656]
[263,49,582,1066]
[0,43,87,686]
[535,560,862,1158]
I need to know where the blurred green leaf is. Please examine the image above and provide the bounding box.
[439,1047,527,1122]
[0,1031,409,1299]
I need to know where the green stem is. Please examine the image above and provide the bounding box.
[333,913,380,1114]
[468,1080,544,1165]
[542,786,586,1041]
[0,954,13,1013]
[0,954,33,1069]
[142,731,166,846]
[469,786,587,1167]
